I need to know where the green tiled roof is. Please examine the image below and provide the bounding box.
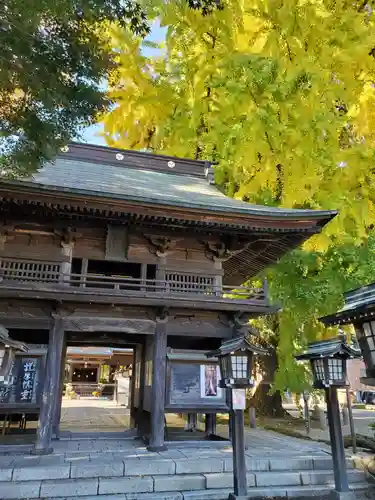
[19,156,336,220]
[295,337,361,360]
[321,283,375,325]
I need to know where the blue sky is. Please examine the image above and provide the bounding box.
[80,21,167,146]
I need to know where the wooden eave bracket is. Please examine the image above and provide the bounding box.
[156,307,169,323]
[229,312,253,331]
[203,236,250,262]
[0,222,15,250]
[143,234,176,257]
[53,227,81,245]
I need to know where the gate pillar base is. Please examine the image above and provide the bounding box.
[147,444,168,452]
[328,491,356,500]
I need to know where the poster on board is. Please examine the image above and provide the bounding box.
[200,364,222,399]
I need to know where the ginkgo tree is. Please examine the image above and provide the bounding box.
[102,0,375,413]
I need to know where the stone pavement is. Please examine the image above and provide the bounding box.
[225,426,332,455]
[301,423,373,442]
[60,398,130,433]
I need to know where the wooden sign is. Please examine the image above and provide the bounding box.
[16,357,37,403]
[0,354,44,406]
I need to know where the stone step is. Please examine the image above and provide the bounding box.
[182,482,373,499]
[0,454,356,480]
[1,482,371,500]
[0,469,368,499]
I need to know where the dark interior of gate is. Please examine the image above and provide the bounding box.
[0,142,336,452]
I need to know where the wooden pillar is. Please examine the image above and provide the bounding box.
[33,316,65,454]
[68,364,74,382]
[52,337,67,439]
[230,409,248,498]
[187,413,197,431]
[137,342,148,438]
[148,321,168,452]
[213,260,223,296]
[129,347,138,428]
[140,263,147,292]
[155,256,166,291]
[205,413,216,437]
[60,240,74,283]
[80,258,88,287]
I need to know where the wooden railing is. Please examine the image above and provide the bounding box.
[0,258,61,282]
[165,271,215,293]
[0,258,267,304]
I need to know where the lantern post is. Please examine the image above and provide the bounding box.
[295,337,361,500]
[206,335,268,500]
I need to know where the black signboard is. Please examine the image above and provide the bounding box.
[16,357,37,403]
[0,355,44,406]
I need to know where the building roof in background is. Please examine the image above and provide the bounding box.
[295,337,361,360]
[321,282,375,325]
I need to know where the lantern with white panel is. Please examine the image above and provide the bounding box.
[206,335,268,390]
[295,337,360,389]
[294,336,361,500]
[206,335,268,500]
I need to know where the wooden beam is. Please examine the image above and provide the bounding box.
[148,321,168,452]
[0,286,276,314]
[33,316,65,454]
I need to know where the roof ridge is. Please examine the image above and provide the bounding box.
[61,142,211,180]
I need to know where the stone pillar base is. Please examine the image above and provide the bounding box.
[147,444,168,452]
[328,491,357,500]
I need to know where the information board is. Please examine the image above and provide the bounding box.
[168,362,227,409]
[170,364,201,403]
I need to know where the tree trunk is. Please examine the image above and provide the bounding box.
[249,345,286,417]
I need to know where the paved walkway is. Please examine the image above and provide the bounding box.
[60,398,130,433]
[218,425,331,455]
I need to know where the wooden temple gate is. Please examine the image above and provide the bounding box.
[0,142,336,453]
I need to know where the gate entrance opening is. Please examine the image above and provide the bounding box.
[60,345,133,436]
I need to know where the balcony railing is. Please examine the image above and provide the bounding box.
[0,258,268,305]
